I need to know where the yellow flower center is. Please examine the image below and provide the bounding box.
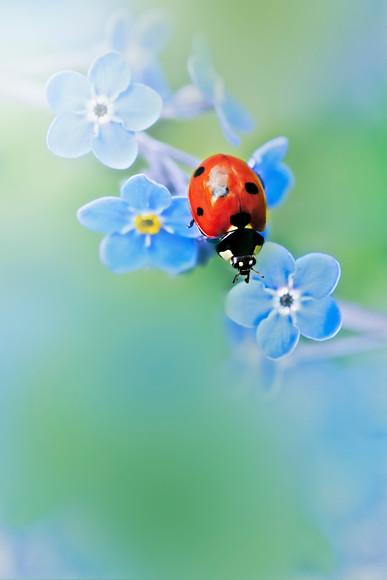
[134,214,162,234]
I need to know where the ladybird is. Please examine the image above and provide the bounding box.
[188,154,267,283]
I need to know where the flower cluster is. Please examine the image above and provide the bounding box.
[45,7,341,360]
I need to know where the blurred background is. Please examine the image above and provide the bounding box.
[0,0,387,578]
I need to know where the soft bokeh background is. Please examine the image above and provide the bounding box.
[1,0,387,578]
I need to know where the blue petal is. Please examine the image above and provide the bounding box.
[120,174,171,213]
[295,296,342,340]
[77,197,130,233]
[164,84,210,118]
[249,137,289,167]
[149,229,198,274]
[100,230,147,273]
[187,35,216,103]
[225,280,274,327]
[88,52,131,99]
[161,197,200,238]
[46,71,91,115]
[114,83,162,131]
[134,9,173,53]
[256,310,300,359]
[92,122,138,169]
[108,14,131,54]
[248,137,294,208]
[107,11,172,100]
[220,90,255,133]
[260,163,294,208]
[215,103,241,146]
[148,157,189,197]
[292,253,341,299]
[47,112,93,158]
[255,242,295,290]
[226,317,258,350]
[189,38,255,146]
[196,237,216,266]
[137,60,172,101]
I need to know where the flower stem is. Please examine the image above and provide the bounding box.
[293,335,387,364]
[338,299,387,334]
[0,74,47,109]
[0,47,99,77]
[137,132,201,168]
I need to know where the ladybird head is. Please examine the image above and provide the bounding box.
[230,255,256,283]
[230,255,264,283]
[231,255,256,271]
[229,255,256,283]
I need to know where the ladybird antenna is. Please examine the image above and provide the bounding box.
[251,268,264,279]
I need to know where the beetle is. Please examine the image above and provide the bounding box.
[188,154,266,283]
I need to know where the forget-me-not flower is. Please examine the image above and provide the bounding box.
[107,9,173,100]
[77,174,200,275]
[225,242,341,359]
[249,137,294,208]
[46,51,163,169]
[186,35,255,146]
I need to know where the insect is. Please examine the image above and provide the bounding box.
[188,154,267,283]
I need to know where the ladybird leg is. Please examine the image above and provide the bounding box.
[251,267,264,279]
[233,272,240,284]
[188,219,195,228]
[245,271,250,283]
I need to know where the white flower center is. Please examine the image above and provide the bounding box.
[87,97,113,125]
[274,286,300,316]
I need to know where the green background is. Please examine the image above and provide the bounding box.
[0,0,386,577]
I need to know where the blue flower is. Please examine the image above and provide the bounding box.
[225,242,341,359]
[248,137,294,208]
[77,174,200,275]
[46,51,163,169]
[107,9,173,100]
[187,35,255,146]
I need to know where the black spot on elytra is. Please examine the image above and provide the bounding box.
[197,207,204,216]
[245,182,259,194]
[193,166,205,177]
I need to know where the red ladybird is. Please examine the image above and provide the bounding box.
[188,154,267,283]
